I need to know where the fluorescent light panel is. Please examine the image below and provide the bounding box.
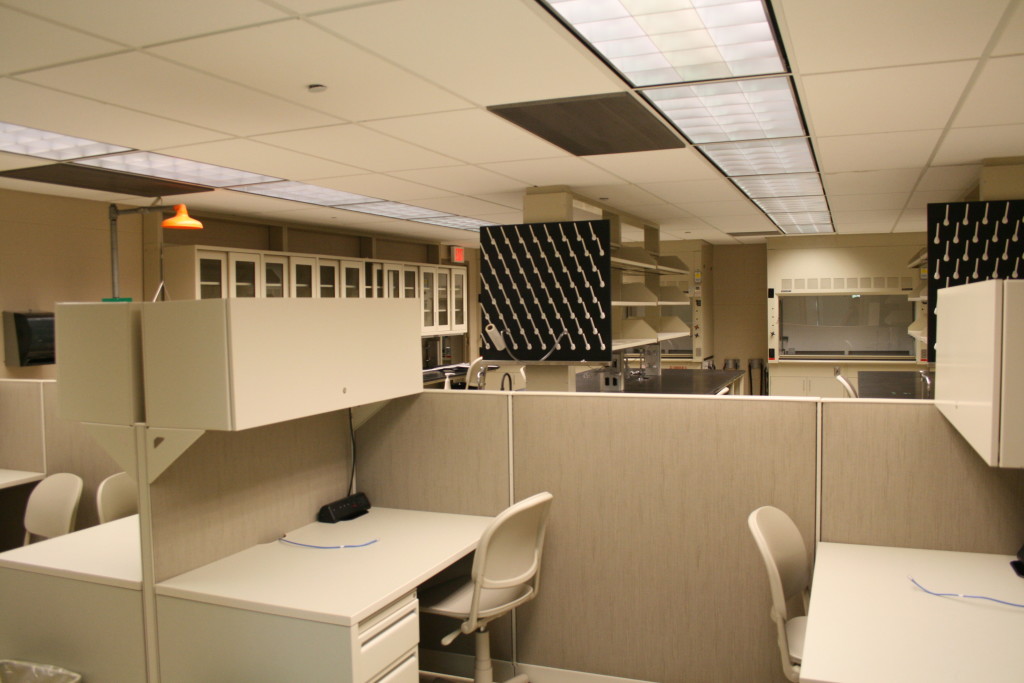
[700,137,816,176]
[75,151,280,187]
[414,216,496,230]
[339,201,451,220]
[0,123,131,160]
[643,76,803,143]
[777,223,834,234]
[755,195,828,213]
[233,181,375,206]
[731,172,822,198]
[544,0,784,86]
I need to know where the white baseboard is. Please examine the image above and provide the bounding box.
[419,650,655,683]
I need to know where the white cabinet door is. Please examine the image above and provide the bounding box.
[451,269,467,333]
[291,256,317,298]
[341,260,364,298]
[318,259,339,298]
[228,253,260,298]
[262,256,288,299]
[197,251,227,299]
[421,267,436,332]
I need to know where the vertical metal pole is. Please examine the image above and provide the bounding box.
[108,204,121,299]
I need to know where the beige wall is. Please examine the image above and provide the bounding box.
[0,188,145,379]
[711,244,768,380]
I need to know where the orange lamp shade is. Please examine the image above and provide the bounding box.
[161,204,203,229]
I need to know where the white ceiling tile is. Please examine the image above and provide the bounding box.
[149,20,471,122]
[830,209,901,231]
[800,62,975,137]
[20,53,339,137]
[907,189,976,210]
[311,0,624,107]
[683,200,768,218]
[476,192,527,211]
[365,110,566,164]
[953,56,1024,128]
[265,0,391,12]
[157,139,364,181]
[392,165,527,196]
[585,149,719,184]
[833,221,896,234]
[932,123,1024,165]
[480,157,622,188]
[314,174,454,202]
[822,169,921,195]
[1,0,288,47]
[826,193,910,211]
[641,178,746,203]
[916,165,982,192]
[0,79,228,149]
[0,8,123,75]
[893,210,929,233]
[703,213,778,232]
[255,124,462,173]
[816,130,942,173]
[0,151,48,172]
[775,0,1009,73]
[992,0,1024,55]
[574,184,666,210]
[413,195,514,217]
[0,175,139,203]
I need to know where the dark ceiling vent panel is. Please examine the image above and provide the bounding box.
[0,163,213,197]
[489,92,685,156]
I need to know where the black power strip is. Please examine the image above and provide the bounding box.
[317,492,371,523]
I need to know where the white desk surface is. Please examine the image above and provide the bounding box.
[0,469,44,490]
[156,507,492,627]
[802,542,1024,683]
[0,515,141,589]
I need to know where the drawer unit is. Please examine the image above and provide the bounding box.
[156,593,419,683]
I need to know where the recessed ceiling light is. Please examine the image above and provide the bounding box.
[414,216,496,231]
[75,152,280,187]
[0,122,132,160]
[543,0,784,86]
[643,76,803,143]
[232,181,375,206]
[755,195,829,213]
[339,201,451,220]
[731,172,823,198]
[699,137,816,176]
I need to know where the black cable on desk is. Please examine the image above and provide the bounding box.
[347,409,356,496]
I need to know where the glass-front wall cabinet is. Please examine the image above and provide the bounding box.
[165,245,467,337]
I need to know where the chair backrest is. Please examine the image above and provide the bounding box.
[466,491,553,629]
[97,472,138,524]
[747,505,810,622]
[24,473,83,544]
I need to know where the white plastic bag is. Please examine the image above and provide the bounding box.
[0,660,81,683]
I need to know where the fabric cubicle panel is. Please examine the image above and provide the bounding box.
[820,401,1024,554]
[511,393,816,683]
[356,391,512,663]
[42,382,121,529]
[149,411,349,582]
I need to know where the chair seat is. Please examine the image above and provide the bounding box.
[420,576,532,620]
[786,616,806,664]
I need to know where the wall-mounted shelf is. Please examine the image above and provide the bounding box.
[612,318,659,351]
[656,255,690,275]
[655,316,691,342]
[659,285,691,306]
[613,282,659,306]
[611,247,658,272]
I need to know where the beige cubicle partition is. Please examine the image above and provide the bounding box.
[358,390,817,683]
[148,411,351,582]
[820,400,1024,554]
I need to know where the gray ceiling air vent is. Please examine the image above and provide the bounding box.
[0,163,213,197]
[488,92,685,156]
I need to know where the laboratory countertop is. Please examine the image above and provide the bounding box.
[0,514,141,589]
[577,368,745,395]
[156,507,492,627]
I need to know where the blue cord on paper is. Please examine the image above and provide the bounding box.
[278,537,378,550]
[909,576,1024,608]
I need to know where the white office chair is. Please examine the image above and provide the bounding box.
[748,506,811,683]
[420,492,554,683]
[23,472,83,545]
[96,471,138,524]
